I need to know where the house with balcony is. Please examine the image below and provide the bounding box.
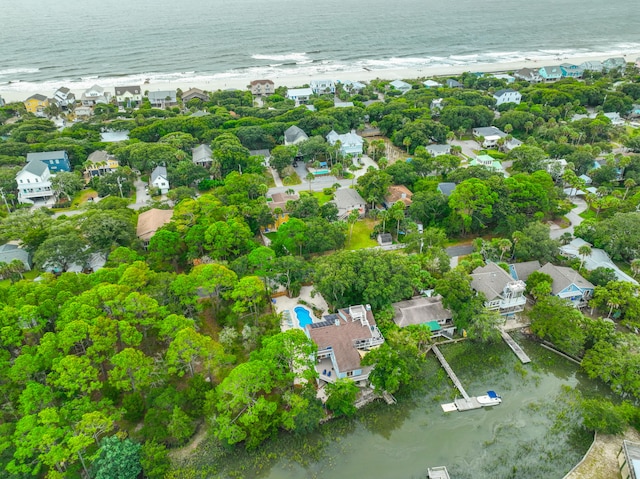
[310,79,335,95]
[286,87,313,105]
[493,89,522,106]
[81,85,111,106]
[114,85,142,108]
[472,126,507,148]
[192,144,212,168]
[580,60,604,72]
[538,263,594,308]
[24,94,49,116]
[26,151,71,173]
[16,160,54,204]
[392,296,455,338]
[514,68,542,83]
[326,130,363,156]
[306,304,384,386]
[249,79,275,96]
[538,66,563,82]
[85,150,119,177]
[147,90,177,108]
[181,88,208,103]
[603,57,626,72]
[560,63,584,78]
[53,87,75,108]
[470,154,504,174]
[471,263,527,316]
[340,80,366,93]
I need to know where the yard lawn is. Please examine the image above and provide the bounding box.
[0,269,40,288]
[300,190,333,206]
[346,219,377,250]
[579,208,597,220]
[71,188,98,208]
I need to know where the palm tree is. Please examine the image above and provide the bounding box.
[378,157,388,170]
[631,259,640,278]
[403,137,412,153]
[285,188,295,196]
[498,238,513,262]
[578,245,592,269]
[347,210,359,245]
[624,178,636,200]
[305,172,315,192]
[379,209,389,233]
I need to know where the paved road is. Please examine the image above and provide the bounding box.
[549,196,587,239]
[445,244,474,258]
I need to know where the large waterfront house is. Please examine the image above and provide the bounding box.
[326,129,363,156]
[306,304,384,386]
[250,79,275,96]
[53,87,75,108]
[332,188,366,219]
[340,80,366,93]
[493,89,522,106]
[514,68,542,83]
[147,90,178,108]
[538,66,563,82]
[389,80,412,94]
[85,150,119,177]
[136,208,174,247]
[286,87,313,104]
[560,238,638,285]
[114,85,142,108]
[16,160,54,204]
[425,144,451,157]
[310,79,335,95]
[181,88,208,103]
[192,144,213,168]
[560,63,584,78]
[81,85,111,106]
[263,191,299,232]
[603,57,626,72]
[392,296,454,338]
[150,166,170,194]
[471,263,527,316]
[538,263,594,308]
[491,73,515,84]
[24,94,49,116]
[580,60,604,72]
[284,125,309,145]
[26,151,71,173]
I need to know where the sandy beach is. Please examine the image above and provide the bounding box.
[2,51,640,104]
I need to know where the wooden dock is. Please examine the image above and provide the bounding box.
[501,331,531,363]
[432,345,469,400]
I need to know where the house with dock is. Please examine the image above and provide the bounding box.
[392,296,454,338]
[471,262,527,316]
[538,263,594,308]
[305,304,384,386]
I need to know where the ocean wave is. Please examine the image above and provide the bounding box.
[0,67,40,77]
[252,52,310,63]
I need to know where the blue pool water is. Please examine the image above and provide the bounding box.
[313,170,329,175]
[294,306,313,328]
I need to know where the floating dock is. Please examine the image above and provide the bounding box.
[427,466,451,479]
[432,345,501,412]
[501,331,531,363]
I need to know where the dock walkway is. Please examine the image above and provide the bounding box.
[501,331,531,363]
[432,345,469,400]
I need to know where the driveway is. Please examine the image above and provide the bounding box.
[549,197,587,239]
[129,179,151,210]
[449,139,479,160]
[446,244,474,257]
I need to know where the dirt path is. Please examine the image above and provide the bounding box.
[169,424,208,463]
[565,428,640,479]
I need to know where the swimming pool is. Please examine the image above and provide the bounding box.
[294,306,313,328]
[313,169,329,175]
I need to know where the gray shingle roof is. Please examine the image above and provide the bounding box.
[21,160,49,176]
[26,151,66,162]
[471,263,514,301]
[284,125,309,144]
[115,85,141,95]
[87,150,113,163]
[0,244,31,270]
[392,296,452,327]
[538,263,594,295]
[437,182,456,197]
[510,260,541,282]
[192,144,212,163]
[151,166,167,183]
[27,94,47,101]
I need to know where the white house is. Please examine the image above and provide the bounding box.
[53,87,75,108]
[580,60,604,72]
[493,89,522,106]
[389,80,412,94]
[430,98,445,113]
[514,68,542,83]
[150,166,170,194]
[310,79,335,95]
[340,80,366,93]
[81,84,111,106]
[286,87,313,105]
[114,85,142,108]
[147,90,177,108]
[16,160,54,204]
[326,130,363,156]
[423,80,441,88]
[426,144,451,157]
[472,126,507,148]
[471,263,527,316]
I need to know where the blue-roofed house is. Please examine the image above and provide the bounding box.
[538,263,594,308]
[538,66,563,82]
[26,151,71,173]
[560,63,584,78]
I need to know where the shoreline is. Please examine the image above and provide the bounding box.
[1,51,640,104]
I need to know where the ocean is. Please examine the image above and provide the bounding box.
[1,0,639,93]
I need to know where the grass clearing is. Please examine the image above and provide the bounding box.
[0,269,41,288]
[346,218,377,250]
[300,190,333,206]
[579,208,596,220]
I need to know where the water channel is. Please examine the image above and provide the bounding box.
[184,335,608,479]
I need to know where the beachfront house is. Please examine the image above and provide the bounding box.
[426,144,451,157]
[150,166,170,194]
[284,125,309,145]
[392,296,454,338]
[389,80,412,94]
[437,182,456,198]
[263,191,299,232]
[580,60,604,72]
[514,68,542,83]
[15,160,54,204]
[538,66,563,82]
[81,85,111,106]
[306,304,384,386]
[470,154,504,173]
[286,87,313,105]
[114,85,142,108]
[181,88,208,103]
[332,188,366,219]
[24,94,49,116]
[85,150,119,177]
[192,144,212,168]
[493,89,522,106]
[471,263,527,316]
[491,74,515,84]
[249,79,275,96]
[53,87,75,108]
[0,243,32,272]
[538,263,594,308]
[340,80,366,93]
[310,79,335,95]
[560,63,584,78]
[603,57,626,72]
[147,90,178,108]
[136,208,174,247]
[326,129,363,156]
[26,151,70,173]
[423,80,441,88]
[385,185,413,208]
